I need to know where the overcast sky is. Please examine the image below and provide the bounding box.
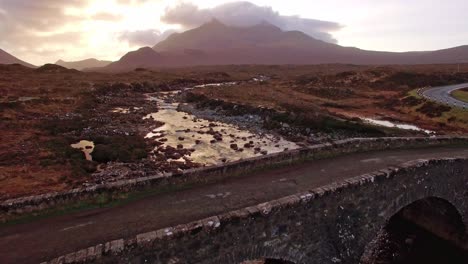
[0,0,467,65]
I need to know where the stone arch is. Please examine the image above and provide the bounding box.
[361,196,467,264]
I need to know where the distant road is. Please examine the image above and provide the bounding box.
[421,83,468,109]
[0,146,467,264]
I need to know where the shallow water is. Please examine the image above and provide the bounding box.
[18,97,40,102]
[111,107,130,113]
[144,89,299,165]
[111,107,142,113]
[363,118,433,134]
[193,82,238,88]
[71,140,95,161]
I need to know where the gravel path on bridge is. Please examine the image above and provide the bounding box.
[0,146,467,264]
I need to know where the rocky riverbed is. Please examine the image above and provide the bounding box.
[79,80,420,185]
[87,82,300,184]
[144,89,300,165]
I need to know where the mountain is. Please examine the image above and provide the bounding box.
[0,49,35,67]
[154,20,331,52]
[56,58,111,70]
[99,20,468,71]
[102,47,163,71]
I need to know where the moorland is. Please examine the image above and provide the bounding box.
[1,63,467,199]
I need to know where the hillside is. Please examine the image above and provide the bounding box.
[56,58,112,70]
[102,47,164,71]
[0,49,35,67]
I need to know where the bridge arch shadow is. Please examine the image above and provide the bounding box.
[361,196,468,264]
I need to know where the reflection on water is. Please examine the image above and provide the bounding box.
[111,107,142,113]
[71,140,95,161]
[18,97,40,102]
[363,118,434,134]
[111,107,130,113]
[4,96,41,103]
[193,82,238,88]
[144,90,299,165]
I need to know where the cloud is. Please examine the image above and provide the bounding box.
[162,1,343,43]
[0,11,7,35]
[0,0,94,64]
[162,2,210,28]
[0,0,164,64]
[0,0,87,31]
[0,0,88,43]
[92,12,124,21]
[116,0,149,4]
[118,29,177,46]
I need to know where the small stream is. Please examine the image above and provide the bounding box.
[362,118,434,134]
[144,87,299,165]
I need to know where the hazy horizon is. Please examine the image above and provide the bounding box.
[1,0,467,65]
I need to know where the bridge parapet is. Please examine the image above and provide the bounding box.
[43,157,468,264]
[2,136,467,222]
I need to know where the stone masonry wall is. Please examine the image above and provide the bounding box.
[43,158,468,264]
[1,136,467,221]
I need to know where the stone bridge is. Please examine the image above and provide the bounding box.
[45,157,468,264]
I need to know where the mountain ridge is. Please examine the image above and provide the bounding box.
[98,21,468,71]
[55,58,112,70]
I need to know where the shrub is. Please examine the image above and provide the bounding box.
[416,102,451,118]
[91,135,148,163]
[42,138,96,177]
[41,117,85,135]
[92,144,114,163]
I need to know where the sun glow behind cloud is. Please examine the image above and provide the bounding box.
[57,0,172,62]
[1,0,178,64]
[59,0,189,62]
